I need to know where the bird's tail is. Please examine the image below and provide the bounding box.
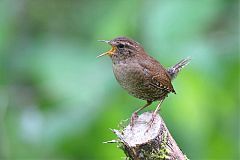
[167,57,191,80]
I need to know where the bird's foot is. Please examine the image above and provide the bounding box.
[145,112,157,132]
[130,112,138,129]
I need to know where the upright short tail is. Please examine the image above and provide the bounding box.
[167,57,191,80]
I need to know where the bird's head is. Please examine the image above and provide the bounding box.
[97,36,144,61]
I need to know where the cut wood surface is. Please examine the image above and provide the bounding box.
[108,112,188,160]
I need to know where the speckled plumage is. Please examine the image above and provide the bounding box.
[110,37,175,102]
[98,36,190,125]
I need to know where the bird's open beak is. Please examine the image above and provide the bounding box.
[97,40,116,58]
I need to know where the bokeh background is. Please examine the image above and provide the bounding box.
[0,0,239,159]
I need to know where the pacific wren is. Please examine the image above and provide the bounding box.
[97,36,190,127]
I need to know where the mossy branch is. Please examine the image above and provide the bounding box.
[106,112,188,160]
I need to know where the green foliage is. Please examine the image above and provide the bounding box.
[0,0,238,159]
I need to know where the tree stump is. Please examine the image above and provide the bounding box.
[107,112,188,160]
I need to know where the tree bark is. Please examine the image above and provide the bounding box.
[108,112,188,160]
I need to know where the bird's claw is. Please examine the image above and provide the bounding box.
[145,112,157,133]
[130,112,138,129]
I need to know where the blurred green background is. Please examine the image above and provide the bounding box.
[0,0,239,159]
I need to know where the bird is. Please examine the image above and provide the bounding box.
[97,36,190,127]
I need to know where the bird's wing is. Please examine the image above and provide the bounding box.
[138,55,176,94]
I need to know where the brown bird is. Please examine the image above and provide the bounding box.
[97,36,190,127]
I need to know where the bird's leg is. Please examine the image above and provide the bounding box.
[146,98,165,132]
[130,101,152,127]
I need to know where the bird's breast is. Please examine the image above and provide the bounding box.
[112,61,166,101]
[112,61,142,89]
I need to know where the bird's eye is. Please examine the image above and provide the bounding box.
[118,44,124,49]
